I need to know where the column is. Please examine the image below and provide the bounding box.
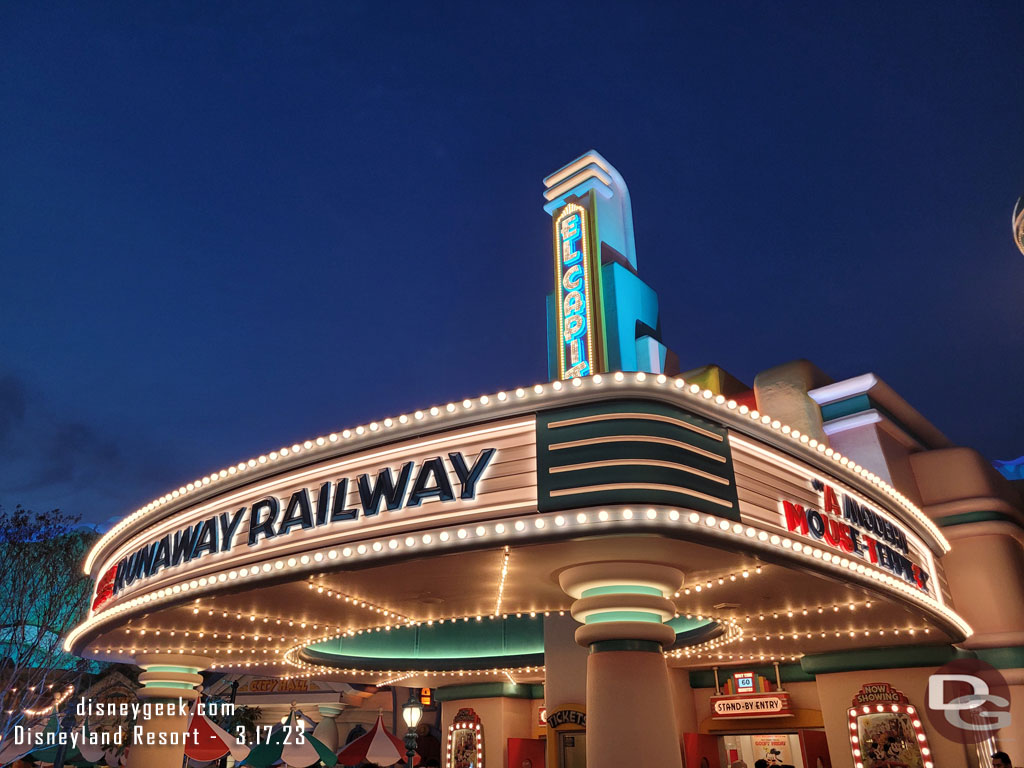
[313,705,343,751]
[127,653,212,768]
[543,612,589,709]
[559,562,683,768]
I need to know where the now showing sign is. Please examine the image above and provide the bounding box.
[711,692,792,718]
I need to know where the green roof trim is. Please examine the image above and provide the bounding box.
[688,663,814,689]
[974,646,1024,669]
[306,614,544,660]
[799,644,968,674]
[590,639,662,653]
[936,510,1022,529]
[435,682,544,701]
[799,644,1024,674]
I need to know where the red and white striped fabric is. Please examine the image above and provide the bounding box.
[336,715,419,766]
[183,702,251,763]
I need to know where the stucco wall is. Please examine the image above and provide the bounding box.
[813,668,975,768]
[441,696,536,768]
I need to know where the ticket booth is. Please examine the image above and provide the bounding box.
[545,704,586,768]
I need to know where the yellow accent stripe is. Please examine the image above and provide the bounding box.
[548,435,726,463]
[548,482,734,509]
[549,458,730,486]
[547,412,723,442]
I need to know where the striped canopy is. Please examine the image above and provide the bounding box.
[183,702,251,763]
[241,712,337,768]
[336,715,418,767]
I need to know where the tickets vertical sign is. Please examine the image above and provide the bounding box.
[554,197,603,379]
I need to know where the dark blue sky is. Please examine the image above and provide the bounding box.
[2,1,1022,525]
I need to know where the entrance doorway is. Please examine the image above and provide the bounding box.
[715,731,830,768]
[559,731,586,768]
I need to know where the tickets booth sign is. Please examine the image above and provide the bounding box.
[545,704,586,768]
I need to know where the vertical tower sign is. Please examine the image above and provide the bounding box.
[545,150,672,381]
[553,195,603,379]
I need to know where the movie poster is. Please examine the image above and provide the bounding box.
[752,734,792,766]
[450,729,478,768]
[856,712,925,768]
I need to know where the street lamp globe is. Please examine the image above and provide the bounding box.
[402,694,424,729]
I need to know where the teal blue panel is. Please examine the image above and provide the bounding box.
[581,585,662,598]
[584,610,662,624]
[818,394,873,422]
[600,263,660,373]
[546,292,559,381]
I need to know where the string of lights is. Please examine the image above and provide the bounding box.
[21,685,75,716]
[494,546,510,616]
[84,371,947,580]
[70,502,970,656]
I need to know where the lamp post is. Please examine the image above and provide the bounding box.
[401,692,423,767]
